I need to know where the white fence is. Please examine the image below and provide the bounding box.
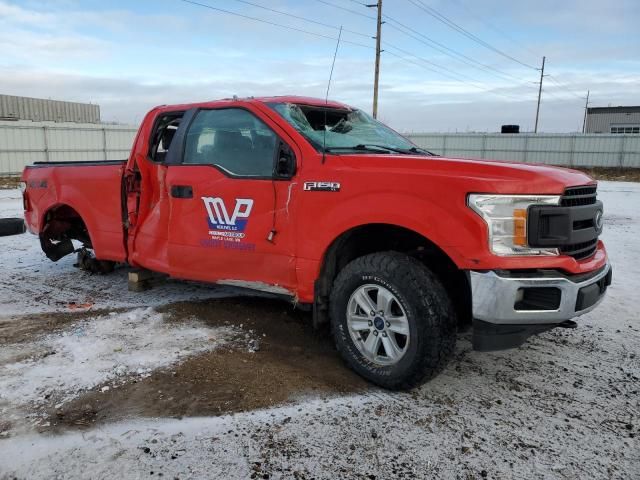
[0,121,138,175]
[1,122,639,175]
[405,133,640,168]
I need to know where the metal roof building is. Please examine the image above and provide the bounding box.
[0,94,100,124]
[585,106,640,134]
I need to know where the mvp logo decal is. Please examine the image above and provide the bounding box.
[202,197,253,232]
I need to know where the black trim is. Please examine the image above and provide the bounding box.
[514,287,561,311]
[165,108,197,165]
[170,185,193,199]
[472,319,559,351]
[528,201,603,248]
[575,266,612,311]
[561,185,597,207]
[28,160,125,168]
[166,163,289,181]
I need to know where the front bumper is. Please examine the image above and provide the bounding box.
[470,263,612,351]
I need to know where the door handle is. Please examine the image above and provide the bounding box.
[170,185,193,199]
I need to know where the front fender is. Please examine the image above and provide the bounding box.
[299,192,473,267]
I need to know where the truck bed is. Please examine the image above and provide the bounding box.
[22,160,127,262]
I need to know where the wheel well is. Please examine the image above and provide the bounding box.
[314,224,471,330]
[40,204,91,261]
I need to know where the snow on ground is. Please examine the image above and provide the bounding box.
[0,308,239,434]
[0,189,21,217]
[0,182,639,479]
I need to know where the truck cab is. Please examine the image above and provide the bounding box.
[22,96,611,389]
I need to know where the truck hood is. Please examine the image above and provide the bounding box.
[335,154,595,194]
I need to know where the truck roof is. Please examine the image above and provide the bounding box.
[151,96,351,114]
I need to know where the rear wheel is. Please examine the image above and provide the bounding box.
[330,251,456,390]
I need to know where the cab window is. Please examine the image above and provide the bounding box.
[183,108,278,177]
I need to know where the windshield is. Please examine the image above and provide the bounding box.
[268,102,431,155]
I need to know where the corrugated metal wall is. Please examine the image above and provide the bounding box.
[0,121,137,175]
[405,133,640,168]
[1,126,639,175]
[0,95,100,123]
[585,110,640,133]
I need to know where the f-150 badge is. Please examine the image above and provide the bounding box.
[303,181,341,192]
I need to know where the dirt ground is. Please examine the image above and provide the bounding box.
[0,176,21,189]
[43,297,368,431]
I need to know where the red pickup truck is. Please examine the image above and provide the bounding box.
[21,96,611,389]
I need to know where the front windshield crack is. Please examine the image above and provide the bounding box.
[268,102,434,156]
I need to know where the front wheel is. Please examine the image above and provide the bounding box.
[330,252,456,390]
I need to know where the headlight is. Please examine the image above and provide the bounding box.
[19,181,27,194]
[468,194,561,256]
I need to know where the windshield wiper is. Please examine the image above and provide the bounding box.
[406,146,436,156]
[325,144,437,155]
[325,144,398,154]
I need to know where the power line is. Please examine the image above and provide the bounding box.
[180,0,527,104]
[225,0,371,39]
[547,75,587,100]
[383,46,526,101]
[406,0,539,70]
[343,0,532,99]
[343,0,538,90]
[448,0,540,58]
[313,0,377,20]
[343,0,531,102]
[382,15,537,87]
[384,50,524,101]
[384,43,495,87]
[179,0,374,49]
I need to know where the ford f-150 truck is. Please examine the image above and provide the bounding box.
[21,96,611,389]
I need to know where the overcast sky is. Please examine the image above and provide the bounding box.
[1,0,638,132]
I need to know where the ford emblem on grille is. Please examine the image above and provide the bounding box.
[595,210,604,231]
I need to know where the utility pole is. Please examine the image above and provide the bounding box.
[534,56,545,133]
[368,0,383,119]
[582,90,590,133]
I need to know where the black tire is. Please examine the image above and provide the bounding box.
[330,251,456,390]
[75,248,116,274]
[0,218,26,237]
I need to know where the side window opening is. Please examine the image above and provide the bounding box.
[183,108,279,177]
[149,112,184,163]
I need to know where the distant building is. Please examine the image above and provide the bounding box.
[585,106,640,134]
[0,94,100,123]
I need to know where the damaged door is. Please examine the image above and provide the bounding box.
[125,111,185,272]
[165,106,299,293]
